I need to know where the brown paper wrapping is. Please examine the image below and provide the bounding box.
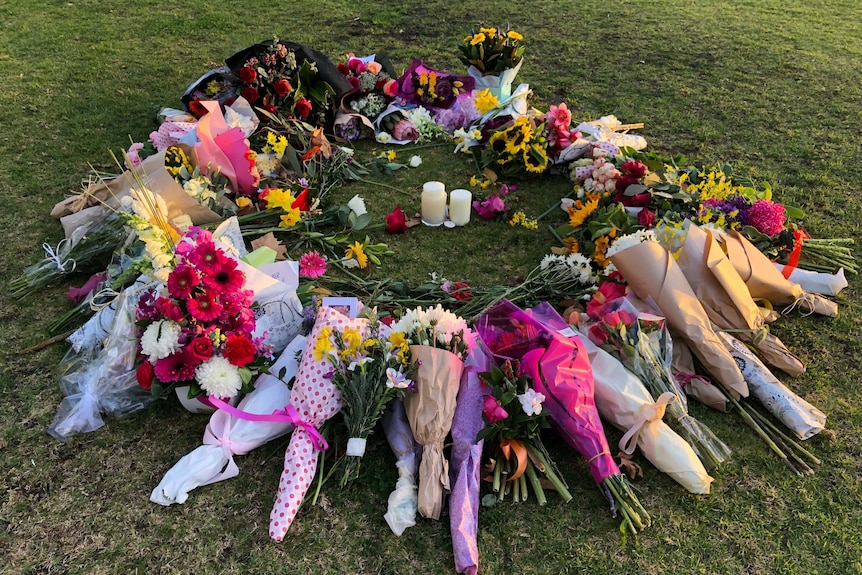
[50,150,221,237]
[403,345,463,520]
[610,240,748,399]
[671,340,730,412]
[677,225,805,377]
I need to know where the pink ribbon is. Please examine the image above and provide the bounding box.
[203,396,328,452]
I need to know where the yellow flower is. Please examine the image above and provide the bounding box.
[266,132,288,156]
[568,198,599,228]
[508,211,525,226]
[313,327,333,361]
[564,236,580,253]
[474,89,500,114]
[480,27,497,37]
[263,187,297,211]
[470,32,486,45]
[523,144,549,173]
[505,125,532,155]
[341,327,362,353]
[507,30,524,41]
[236,196,252,209]
[687,170,738,201]
[593,235,611,267]
[279,207,301,228]
[388,331,410,364]
[345,241,369,269]
[386,150,397,162]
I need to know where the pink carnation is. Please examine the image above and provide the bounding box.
[746,199,786,237]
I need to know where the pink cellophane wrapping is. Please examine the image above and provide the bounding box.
[268,307,369,541]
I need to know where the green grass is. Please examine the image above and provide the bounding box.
[1,1,861,574]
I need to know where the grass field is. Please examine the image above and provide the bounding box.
[1,1,860,574]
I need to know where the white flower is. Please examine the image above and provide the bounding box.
[348,356,373,371]
[518,388,546,416]
[560,197,576,212]
[196,355,242,398]
[347,194,367,216]
[376,131,392,144]
[386,367,411,389]
[605,229,657,259]
[408,155,422,168]
[453,127,482,154]
[140,320,182,361]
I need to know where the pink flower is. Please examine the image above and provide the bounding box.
[185,239,222,273]
[299,251,327,278]
[472,195,508,219]
[366,61,382,75]
[392,119,419,142]
[189,336,214,361]
[167,264,200,300]
[383,79,399,97]
[747,199,786,237]
[202,257,244,294]
[588,324,610,345]
[126,142,145,169]
[154,348,200,383]
[348,58,367,74]
[223,334,257,367]
[483,395,509,423]
[586,281,627,319]
[187,292,223,322]
[546,103,572,131]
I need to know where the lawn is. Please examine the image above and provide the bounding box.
[0,1,860,574]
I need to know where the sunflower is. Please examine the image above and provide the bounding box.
[523,144,549,174]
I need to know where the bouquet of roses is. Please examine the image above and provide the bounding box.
[227,38,341,127]
[390,304,475,519]
[321,312,418,487]
[586,292,732,470]
[477,359,572,505]
[134,227,272,402]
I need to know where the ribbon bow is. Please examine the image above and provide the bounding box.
[204,396,329,451]
[42,239,76,273]
[619,392,677,455]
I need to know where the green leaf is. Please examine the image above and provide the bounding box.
[785,205,805,219]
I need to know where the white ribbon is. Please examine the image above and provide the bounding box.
[42,239,76,273]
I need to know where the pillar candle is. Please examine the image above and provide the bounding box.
[421,181,447,226]
[448,189,472,226]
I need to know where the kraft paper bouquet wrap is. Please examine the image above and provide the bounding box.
[716,228,838,316]
[676,223,806,377]
[527,303,713,494]
[150,334,307,506]
[608,234,749,399]
[269,306,368,541]
[449,344,491,575]
[477,300,651,536]
[390,305,475,521]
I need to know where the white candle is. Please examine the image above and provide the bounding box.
[448,188,472,226]
[421,181,447,226]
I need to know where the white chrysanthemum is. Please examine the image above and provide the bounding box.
[518,388,546,416]
[605,229,657,259]
[140,320,182,361]
[347,194,367,216]
[196,356,242,398]
[565,253,599,284]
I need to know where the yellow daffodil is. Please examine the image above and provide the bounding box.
[236,196,252,209]
[279,207,301,229]
[263,187,297,211]
[474,89,500,114]
[471,32,486,45]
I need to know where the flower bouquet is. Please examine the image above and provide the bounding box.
[381,398,421,536]
[150,334,307,505]
[396,59,475,110]
[525,302,713,494]
[477,300,651,536]
[479,113,553,177]
[586,293,732,470]
[225,38,348,128]
[477,359,572,505]
[458,26,525,100]
[134,227,272,404]
[391,304,475,520]
[320,312,418,487]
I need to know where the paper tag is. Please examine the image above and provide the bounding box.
[557,327,577,338]
[346,437,367,457]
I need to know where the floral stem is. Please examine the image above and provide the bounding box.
[524,459,547,505]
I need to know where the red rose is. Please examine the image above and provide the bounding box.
[223,334,256,367]
[294,98,312,119]
[588,324,609,345]
[347,76,361,91]
[190,336,213,361]
[337,63,350,76]
[274,79,292,97]
[136,361,154,390]
[385,206,407,234]
[239,66,257,84]
[263,103,277,115]
[450,281,472,301]
[637,208,657,227]
[621,160,647,178]
[241,86,260,104]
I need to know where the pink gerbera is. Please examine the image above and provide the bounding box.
[186,239,224,273]
[187,292,224,322]
[167,264,201,300]
[299,251,327,278]
[153,348,200,383]
[203,257,245,294]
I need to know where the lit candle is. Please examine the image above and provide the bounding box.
[448,188,472,226]
[421,181,447,226]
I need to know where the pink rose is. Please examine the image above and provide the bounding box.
[483,395,509,423]
[366,61,382,75]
